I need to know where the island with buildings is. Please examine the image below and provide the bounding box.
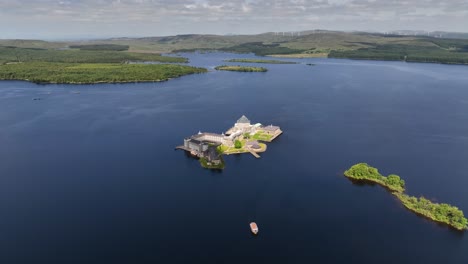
[176,115,282,169]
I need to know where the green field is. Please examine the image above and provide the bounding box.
[345,163,467,231]
[0,62,207,84]
[224,58,297,64]
[252,132,273,141]
[215,65,267,72]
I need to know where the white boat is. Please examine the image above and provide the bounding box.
[250,222,258,235]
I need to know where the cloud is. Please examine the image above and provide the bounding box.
[1,0,467,38]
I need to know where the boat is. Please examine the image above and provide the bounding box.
[250,222,258,235]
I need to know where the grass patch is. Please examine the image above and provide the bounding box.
[215,65,267,72]
[252,132,273,142]
[0,62,207,84]
[217,145,230,154]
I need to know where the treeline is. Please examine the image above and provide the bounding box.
[345,163,468,231]
[0,62,206,84]
[329,44,468,64]
[215,65,268,72]
[220,42,304,56]
[0,46,187,64]
[344,163,405,193]
[395,193,468,231]
[69,44,130,51]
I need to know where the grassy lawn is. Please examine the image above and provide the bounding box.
[252,132,272,141]
[217,145,230,153]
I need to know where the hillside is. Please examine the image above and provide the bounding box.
[2,30,468,65]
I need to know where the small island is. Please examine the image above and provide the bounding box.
[176,115,282,169]
[214,65,268,72]
[344,163,405,193]
[224,58,297,64]
[345,163,468,231]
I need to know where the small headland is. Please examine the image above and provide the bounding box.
[214,65,268,72]
[345,163,468,231]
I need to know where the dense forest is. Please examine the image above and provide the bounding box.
[69,44,130,51]
[0,62,206,84]
[174,42,304,56]
[0,46,187,64]
[329,44,468,64]
[220,42,304,56]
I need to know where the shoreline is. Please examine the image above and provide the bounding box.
[328,56,468,66]
[0,77,183,85]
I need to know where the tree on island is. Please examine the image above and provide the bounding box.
[234,140,242,149]
[386,174,405,189]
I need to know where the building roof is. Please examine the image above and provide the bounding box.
[205,146,221,161]
[237,115,250,124]
[188,138,203,145]
[263,125,280,132]
[192,132,224,139]
[246,141,261,149]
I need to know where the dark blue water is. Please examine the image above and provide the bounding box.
[1,53,468,263]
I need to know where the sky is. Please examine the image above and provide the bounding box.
[1,0,468,39]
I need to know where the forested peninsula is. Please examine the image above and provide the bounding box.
[0,46,205,84]
[345,163,468,231]
[0,63,207,84]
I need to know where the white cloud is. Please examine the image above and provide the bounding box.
[0,0,467,38]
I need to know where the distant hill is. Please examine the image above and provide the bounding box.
[386,30,468,40]
[2,30,468,65]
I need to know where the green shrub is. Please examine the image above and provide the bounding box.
[234,140,242,149]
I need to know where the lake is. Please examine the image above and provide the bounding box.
[1,53,468,263]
